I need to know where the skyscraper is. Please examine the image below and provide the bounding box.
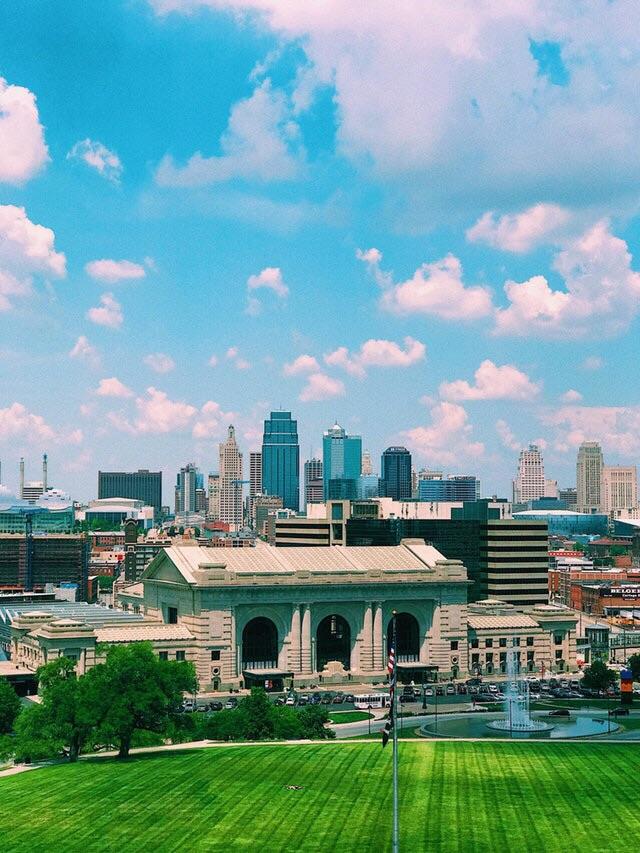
[219,425,243,528]
[98,469,162,516]
[601,466,638,514]
[175,463,198,514]
[576,441,604,513]
[322,422,362,500]
[261,412,299,511]
[380,446,412,501]
[248,451,262,522]
[361,449,373,476]
[207,473,220,519]
[512,445,545,504]
[304,458,323,508]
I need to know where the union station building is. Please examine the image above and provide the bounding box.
[6,540,579,690]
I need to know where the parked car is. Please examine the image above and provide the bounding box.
[456,684,467,695]
[182,699,196,712]
[224,698,238,710]
[435,685,445,696]
[488,684,499,695]
[297,696,309,706]
[274,697,285,706]
[285,695,296,706]
[468,686,479,696]
[321,695,333,705]
[344,694,355,704]
[445,684,455,696]
[332,695,345,705]
[208,701,223,711]
[399,695,413,704]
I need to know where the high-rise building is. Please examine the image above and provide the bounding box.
[219,426,243,528]
[207,473,220,519]
[248,451,262,521]
[380,446,412,501]
[19,455,50,503]
[559,487,577,509]
[304,458,323,508]
[601,466,638,514]
[576,441,604,513]
[261,412,299,511]
[322,422,361,501]
[98,469,162,516]
[361,450,373,476]
[175,463,198,515]
[418,476,480,502]
[544,479,559,499]
[512,444,545,504]
[0,534,89,600]
[252,494,283,535]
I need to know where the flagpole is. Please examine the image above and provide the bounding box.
[392,609,399,853]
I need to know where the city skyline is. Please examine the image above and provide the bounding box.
[1,3,640,502]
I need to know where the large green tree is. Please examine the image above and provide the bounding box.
[0,678,21,735]
[582,660,617,693]
[626,654,640,682]
[85,642,197,758]
[37,658,95,761]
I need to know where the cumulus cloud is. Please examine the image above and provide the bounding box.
[466,204,571,253]
[69,336,99,367]
[495,418,521,452]
[95,377,134,398]
[283,354,320,376]
[542,405,640,457]
[245,266,289,314]
[299,372,345,402]
[85,259,146,283]
[439,360,541,402]
[224,346,251,370]
[0,204,66,311]
[494,222,640,338]
[560,389,583,403]
[87,293,123,329]
[324,337,426,378]
[359,248,492,321]
[67,139,123,183]
[156,80,302,187]
[110,387,197,434]
[193,400,236,439]
[0,78,49,185]
[0,402,55,443]
[402,401,484,466]
[143,352,175,373]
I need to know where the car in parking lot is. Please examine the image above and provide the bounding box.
[344,694,355,704]
[445,684,455,696]
[208,701,223,712]
[182,699,196,712]
[285,695,296,706]
[456,684,467,695]
[224,698,239,710]
[424,687,434,698]
[332,694,345,705]
[321,694,333,705]
[297,696,309,706]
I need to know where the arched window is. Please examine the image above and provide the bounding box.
[316,615,351,671]
[387,613,420,663]
[242,617,278,670]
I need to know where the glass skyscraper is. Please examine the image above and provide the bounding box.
[262,411,300,512]
[380,446,412,501]
[322,422,362,501]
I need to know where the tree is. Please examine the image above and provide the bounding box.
[627,654,640,682]
[582,660,617,694]
[85,642,197,758]
[239,688,276,740]
[97,575,115,590]
[35,657,95,762]
[0,678,21,735]
[298,705,334,740]
[13,704,62,763]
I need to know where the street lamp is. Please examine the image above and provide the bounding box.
[367,704,372,736]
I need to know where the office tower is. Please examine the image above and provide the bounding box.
[175,463,198,514]
[253,494,283,535]
[98,469,162,516]
[219,425,243,528]
[411,468,418,498]
[380,446,412,501]
[559,487,577,508]
[304,458,323,508]
[0,534,89,600]
[418,475,480,502]
[207,473,221,519]
[261,411,299,512]
[361,450,373,476]
[249,452,262,500]
[601,466,638,513]
[347,502,548,606]
[544,479,559,499]
[357,474,379,500]
[512,444,545,504]
[576,441,604,512]
[322,422,362,500]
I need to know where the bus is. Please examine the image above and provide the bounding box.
[354,693,388,709]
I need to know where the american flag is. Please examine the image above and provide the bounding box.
[382,646,396,747]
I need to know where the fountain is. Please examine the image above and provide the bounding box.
[486,641,552,733]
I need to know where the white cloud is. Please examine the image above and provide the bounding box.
[359,248,492,321]
[283,354,320,376]
[226,347,239,360]
[143,352,175,373]
[495,418,521,452]
[0,78,49,185]
[69,335,99,366]
[439,360,541,402]
[324,337,426,378]
[95,377,134,398]
[110,387,197,434]
[0,402,55,443]
[208,354,219,367]
[0,204,66,311]
[85,259,146,283]
[542,405,640,457]
[494,221,640,338]
[582,355,603,371]
[156,80,302,187]
[466,204,571,253]
[299,372,345,402]
[560,389,583,403]
[192,400,236,439]
[247,266,289,298]
[224,346,251,370]
[67,139,123,183]
[87,293,123,329]
[402,401,484,466]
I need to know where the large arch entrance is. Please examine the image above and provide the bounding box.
[316,615,351,672]
[387,612,420,663]
[242,617,278,670]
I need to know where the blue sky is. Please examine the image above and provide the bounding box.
[1,0,640,502]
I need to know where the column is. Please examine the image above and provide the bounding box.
[362,602,373,671]
[373,602,383,670]
[301,604,312,673]
[289,605,301,674]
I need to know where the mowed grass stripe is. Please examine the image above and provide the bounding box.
[2,742,640,852]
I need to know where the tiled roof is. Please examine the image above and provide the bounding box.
[467,614,539,630]
[95,624,193,643]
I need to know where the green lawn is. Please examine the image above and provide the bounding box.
[2,742,639,852]
[328,711,373,723]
